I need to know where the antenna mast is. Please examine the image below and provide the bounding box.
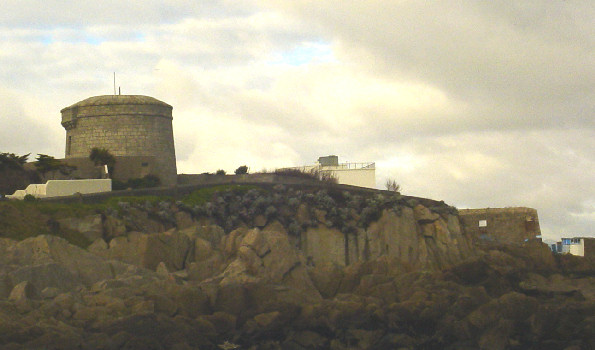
[113,72,116,95]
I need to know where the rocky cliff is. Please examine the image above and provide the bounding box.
[0,184,592,349]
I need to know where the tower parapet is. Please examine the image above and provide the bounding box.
[60,95,177,186]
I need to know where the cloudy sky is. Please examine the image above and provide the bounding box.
[1,1,593,239]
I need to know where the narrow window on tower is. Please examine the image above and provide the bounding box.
[67,136,72,156]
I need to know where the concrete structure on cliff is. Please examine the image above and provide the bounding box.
[60,95,177,186]
[280,155,376,188]
[7,179,112,200]
[458,207,541,244]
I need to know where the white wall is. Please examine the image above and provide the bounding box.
[7,179,111,199]
[322,168,376,188]
[568,240,585,256]
[278,164,377,188]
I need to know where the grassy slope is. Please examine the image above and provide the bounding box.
[0,184,260,247]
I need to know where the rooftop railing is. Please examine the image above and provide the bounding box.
[322,162,375,170]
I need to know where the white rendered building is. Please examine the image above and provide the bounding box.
[281,155,376,188]
[559,237,591,257]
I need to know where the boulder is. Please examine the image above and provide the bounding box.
[8,262,79,294]
[4,235,114,287]
[195,225,225,249]
[253,311,281,328]
[186,254,224,282]
[307,262,344,298]
[253,215,267,228]
[174,211,194,230]
[204,312,237,335]
[193,237,214,262]
[413,204,440,223]
[223,227,249,257]
[169,286,211,318]
[93,230,193,271]
[40,287,59,299]
[0,273,12,299]
[9,281,39,302]
[88,238,108,253]
[103,215,127,240]
[57,214,103,242]
[214,283,247,315]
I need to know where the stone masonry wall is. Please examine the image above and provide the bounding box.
[65,115,176,186]
[458,207,541,244]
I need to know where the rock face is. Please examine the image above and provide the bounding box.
[90,229,193,271]
[0,186,592,349]
[0,235,115,289]
[57,214,103,242]
[302,206,472,270]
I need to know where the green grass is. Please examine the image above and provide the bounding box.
[101,195,172,209]
[0,184,263,247]
[0,201,93,247]
[4,200,100,219]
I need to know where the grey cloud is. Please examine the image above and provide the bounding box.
[0,0,256,27]
[266,1,595,131]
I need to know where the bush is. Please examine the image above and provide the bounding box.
[274,168,338,184]
[0,168,40,196]
[0,152,29,171]
[112,175,161,190]
[216,169,226,175]
[274,168,319,181]
[385,178,401,192]
[34,154,62,179]
[24,194,37,202]
[319,170,338,184]
[235,165,249,175]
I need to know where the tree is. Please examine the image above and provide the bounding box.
[89,148,116,178]
[385,178,401,192]
[0,152,38,195]
[34,154,62,180]
[0,152,29,171]
[234,165,248,175]
[216,169,226,175]
[58,164,77,177]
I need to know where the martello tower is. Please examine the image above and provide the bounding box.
[60,95,177,186]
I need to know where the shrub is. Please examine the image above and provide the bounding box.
[0,168,40,196]
[0,152,29,171]
[24,194,37,201]
[216,169,226,175]
[274,167,338,184]
[385,178,401,192]
[34,154,62,179]
[112,175,161,190]
[89,147,116,178]
[89,148,115,167]
[235,165,249,175]
[319,170,338,184]
[274,168,319,181]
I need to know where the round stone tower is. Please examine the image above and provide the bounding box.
[61,95,177,186]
